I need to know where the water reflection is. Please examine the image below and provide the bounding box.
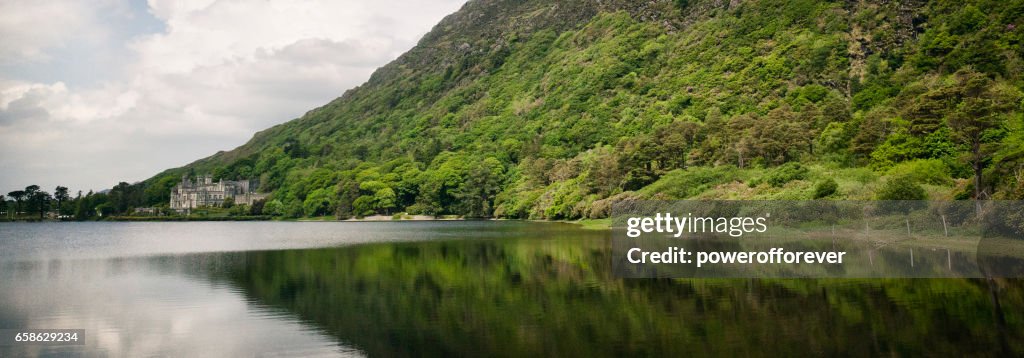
[208,233,1023,356]
[0,256,362,357]
[1,222,1023,356]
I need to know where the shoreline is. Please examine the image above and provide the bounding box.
[0,215,613,229]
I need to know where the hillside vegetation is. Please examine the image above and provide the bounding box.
[140,0,1024,219]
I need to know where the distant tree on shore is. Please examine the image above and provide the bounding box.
[7,190,26,217]
[74,191,93,220]
[108,181,148,214]
[23,185,52,219]
[54,186,70,216]
[35,191,52,219]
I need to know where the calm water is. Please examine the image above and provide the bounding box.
[0,221,1022,357]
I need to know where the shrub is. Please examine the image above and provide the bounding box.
[229,204,248,216]
[876,175,927,200]
[886,159,953,186]
[813,178,838,199]
[263,200,284,216]
[761,162,809,187]
[405,203,430,216]
[639,166,740,198]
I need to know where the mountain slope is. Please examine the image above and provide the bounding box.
[144,0,1024,219]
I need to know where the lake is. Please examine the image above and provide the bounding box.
[1,221,1022,356]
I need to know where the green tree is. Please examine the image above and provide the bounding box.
[23,185,52,219]
[23,185,39,214]
[54,186,70,216]
[415,155,466,215]
[335,177,360,219]
[743,106,813,165]
[111,183,133,213]
[454,158,504,217]
[584,146,622,196]
[618,135,660,190]
[249,199,266,216]
[945,69,1020,200]
[374,188,397,214]
[352,195,377,217]
[263,199,285,216]
[303,188,335,217]
[7,190,26,218]
[145,176,179,206]
[652,120,701,171]
[74,191,91,220]
[95,202,115,217]
[32,190,52,219]
[284,200,304,218]
[359,180,389,194]
[395,167,423,209]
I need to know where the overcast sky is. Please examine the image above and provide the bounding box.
[0,0,467,195]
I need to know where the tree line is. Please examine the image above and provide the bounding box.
[2,181,164,220]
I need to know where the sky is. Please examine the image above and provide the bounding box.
[0,0,467,195]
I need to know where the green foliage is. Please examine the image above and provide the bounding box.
[229,203,248,216]
[876,175,928,201]
[453,157,504,217]
[264,200,285,216]
[352,196,377,217]
[813,178,839,199]
[125,0,1024,219]
[853,80,899,110]
[757,162,809,188]
[886,159,953,186]
[216,231,1024,357]
[95,202,115,217]
[374,188,397,214]
[359,181,388,194]
[303,188,335,217]
[284,200,304,218]
[639,166,740,199]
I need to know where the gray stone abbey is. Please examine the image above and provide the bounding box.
[169,174,266,212]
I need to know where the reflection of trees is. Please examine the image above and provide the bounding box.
[205,238,1024,356]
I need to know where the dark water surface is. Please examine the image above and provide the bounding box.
[0,221,1021,356]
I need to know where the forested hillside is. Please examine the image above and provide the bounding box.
[141,0,1024,219]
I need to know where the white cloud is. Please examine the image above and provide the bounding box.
[0,1,92,63]
[0,0,467,193]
